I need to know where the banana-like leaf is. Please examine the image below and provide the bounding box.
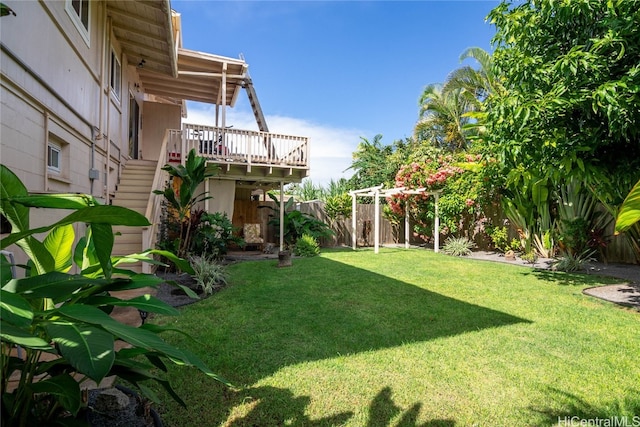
[173,347,232,386]
[30,374,82,416]
[116,348,170,373]
[0,289,32,327]
[43,224,74,272]
[45,321,115,383]
[82,294,180,316]
[0,323,55,351]
[109,362,187,407]
[615,179,640,234]
[57,305,187,360]
[101,273,164,292]
[10,193,98,209]
[113,249,194,275]
[0,165,55,272]
[90,223,114,279]
[1,205,150,248]
[140,322,202,342]
[532,178,549,207]
[0,164,30,233]
[144,249,194,274]
[2,272,104,303]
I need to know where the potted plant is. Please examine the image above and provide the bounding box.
[0,165,229,426]
[259,193,334,265]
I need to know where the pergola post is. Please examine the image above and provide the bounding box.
[434,192,440,253]
[374,187,380,254]
[351,192,357,250]
[405,203,410,249]
[279,180,285,252]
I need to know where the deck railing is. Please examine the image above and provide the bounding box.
[170,123,308,167]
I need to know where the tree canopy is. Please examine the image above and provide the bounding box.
[485,0,640,203]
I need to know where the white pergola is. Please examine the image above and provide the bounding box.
[349,185,442,254]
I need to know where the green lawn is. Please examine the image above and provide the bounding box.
[149,248,639,426]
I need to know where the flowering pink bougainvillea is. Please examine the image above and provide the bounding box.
[385,152,492,241]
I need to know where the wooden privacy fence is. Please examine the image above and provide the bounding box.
[300,201,417,248]
[246,200,637,263]
[297,201,638,263]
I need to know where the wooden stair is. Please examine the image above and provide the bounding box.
[111,159,157,272]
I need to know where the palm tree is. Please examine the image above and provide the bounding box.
[427,47,504,148]
[415,84,474,151]
[443,47,503,106]
[347,134,396,189]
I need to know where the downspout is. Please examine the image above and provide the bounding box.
[104,16,112,202]
[95,7,108,197]
[43,112,49,191]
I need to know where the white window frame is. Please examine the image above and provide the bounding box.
[66,0,90,46]
[110,49,122,102]
[47,143,61,173]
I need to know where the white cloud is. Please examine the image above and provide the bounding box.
[183,103,364,186]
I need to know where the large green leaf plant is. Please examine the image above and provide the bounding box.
[0,165,228,426]
[153,149,219,259]
[260,193,334,248]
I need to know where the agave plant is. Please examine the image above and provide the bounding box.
[0,165,228,426]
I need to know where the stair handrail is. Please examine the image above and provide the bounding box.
[141,129,174,271]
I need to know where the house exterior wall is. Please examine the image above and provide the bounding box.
[142,101,182,161]
[0,1,180,272]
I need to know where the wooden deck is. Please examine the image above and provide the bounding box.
[166,124,309,183]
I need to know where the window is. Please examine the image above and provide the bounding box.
[66,0,90,45]
[47,143,61,173]
[110,49,121,101]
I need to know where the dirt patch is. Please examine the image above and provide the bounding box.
[154,271,206,307]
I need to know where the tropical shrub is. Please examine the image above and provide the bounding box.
[190,255,228,295]
[324,193,352,244]
[154,149,219,259]
[0,164,227,427]
[442,236,476,257]
[294,234,320,257]
[553,249,596,273]
[260,194,334,248]
[520,251,538,265]
[615,179,640,234]
[486,226,509,253]
[190,212,243,259]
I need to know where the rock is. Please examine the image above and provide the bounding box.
[263,242,276,254]
[94,388,130,412]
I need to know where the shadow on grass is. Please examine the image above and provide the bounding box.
[221,385,353,426]
[529,388,640,426]
[367,387,455,427]
[210,385,455,427]
[521,269,624,286]
[202,256,530,385]
[159,256,529,425]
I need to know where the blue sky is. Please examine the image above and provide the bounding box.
[171,1,499,185]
